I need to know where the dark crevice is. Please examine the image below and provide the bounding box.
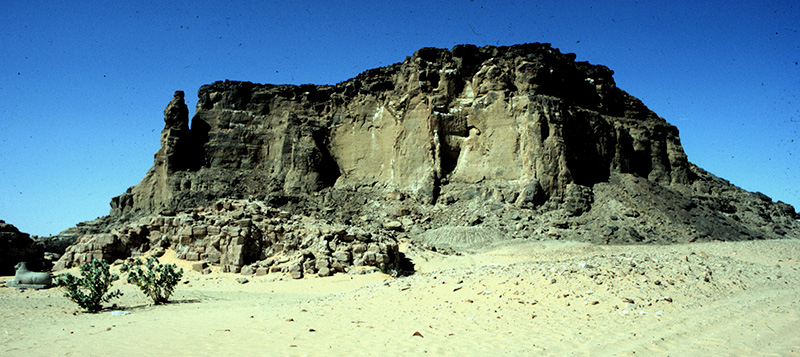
[189,117,210,169]
[541,120,550,141]
[312,129,341,188]
[440,138,460,178]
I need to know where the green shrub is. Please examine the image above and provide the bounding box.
[55,259,123,313]
[121,257,183,305]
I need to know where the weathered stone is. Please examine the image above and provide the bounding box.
[151,247,166,257]
[7,262,52,289]
[564,184,594,216]
[50,43,800,275]
[241,265,256,275]
[303,259,317,274]
[112,44,690,218]
[383,221,403,231]
[192,225,207,238]
[223,265,241,273]
[192,261,207,272]
[331,261,346,273]
[289,263,303,279]
[352,243,367,254]
[345,227,370,242]
[185,251,200,261]
[332,250,351,264]
[315,257,331,270]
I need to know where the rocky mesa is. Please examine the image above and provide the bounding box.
[53,43,799,275]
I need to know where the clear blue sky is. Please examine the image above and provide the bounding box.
[1,1,798,236]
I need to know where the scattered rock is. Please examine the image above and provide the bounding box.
[241,265,256,276]
[289,264,303,279]
[383,221,403,231]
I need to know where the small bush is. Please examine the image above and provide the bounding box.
[55,259,122,313]
[121,257,183,305]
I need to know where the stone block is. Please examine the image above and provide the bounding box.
[192,261,207,272]
[333,250,351,264]
[192,225,207,238]
[179,227,193,237]
[289,263,303,279]
[383,221,403,231]
[241,265,256,275]
[352,243,367,254]
[223,265,241,273]
[317,266,332,277]
[236,219,252,227]
[315,257,331,270]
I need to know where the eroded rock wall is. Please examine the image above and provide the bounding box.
[53,43,798,271]
[111,43,692,216]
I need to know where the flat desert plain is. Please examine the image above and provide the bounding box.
[2,238,799,356]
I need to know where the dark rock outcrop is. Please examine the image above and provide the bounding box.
[1,220,44,275]
[55,43,799,271]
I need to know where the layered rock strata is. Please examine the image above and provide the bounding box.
[112,44,694,216]
[54,43,798,272]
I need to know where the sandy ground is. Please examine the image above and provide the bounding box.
[2,238,799,356]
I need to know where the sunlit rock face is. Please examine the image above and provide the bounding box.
[89,43,796,254]
[111,44,691,212]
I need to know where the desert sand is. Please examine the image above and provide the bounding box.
[2,238,799,356]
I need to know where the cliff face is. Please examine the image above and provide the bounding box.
[53,43,799,272]
[112,43,693,215]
